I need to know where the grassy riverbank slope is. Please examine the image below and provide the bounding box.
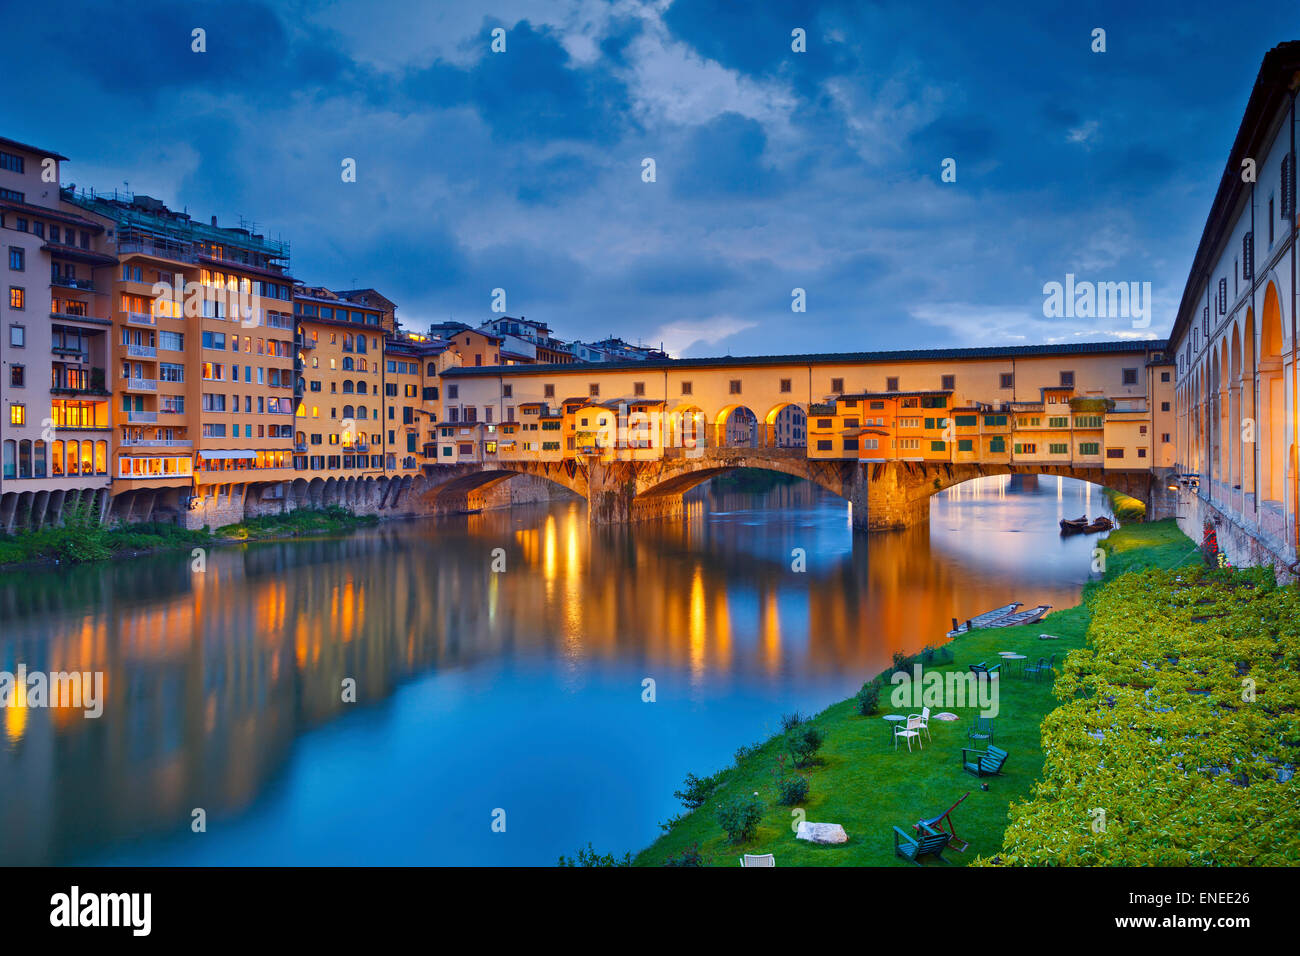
[634,519,1199,867]
[0,506,379,570]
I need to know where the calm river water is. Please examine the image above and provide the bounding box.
[0,474,1113,865]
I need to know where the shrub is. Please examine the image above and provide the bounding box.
[716,794,764,843]
[855,681,881,716]
[661,843,703,867]
[788,725,825,768]
[557,843,631,866]
[779,710,807,731]
[778,774,809,806]
[673,771,722,810]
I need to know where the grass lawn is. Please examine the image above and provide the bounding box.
[633,519,1200,867]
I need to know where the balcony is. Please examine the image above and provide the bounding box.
[294,442,308,453]
[127,344,158,359]
[296,337,316,350]
[125,311,156,327]
[124,378,158,392]
[117,238,198,264]
[51,276,94,291]
[125,410,158,424]
[120,438,192,448]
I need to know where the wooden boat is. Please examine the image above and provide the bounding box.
[1059,515,1089,534]
[1084,516,1114,533]
[946,602,1022,639]
[988,604,1051,628]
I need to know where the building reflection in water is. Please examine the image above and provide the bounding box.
[0,474,1110,864]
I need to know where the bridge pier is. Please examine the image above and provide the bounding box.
[849,462,932,532]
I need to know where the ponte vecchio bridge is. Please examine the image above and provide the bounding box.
[422,341,1179,528]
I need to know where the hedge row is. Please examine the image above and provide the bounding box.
[983,564,1300,865]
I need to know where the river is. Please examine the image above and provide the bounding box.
[0,474,1113,865]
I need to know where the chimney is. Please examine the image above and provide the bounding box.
[211,215,218,227]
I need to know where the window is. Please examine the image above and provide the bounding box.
[0,150,24,173]
[816,440,832,451]
[930,440,946,452]
[1079,442,1100,456]
[886,377,899,392]
[1049,443,1068,454]
[9,324,24,347]
[9,287,24,310]
[1013,442,1036,454]
[503,384,513,398]
[633,381,645,397]
[1122,368,1137,386]
[843,438,858,451]
[941,374,955,391]
[448,384,459,399]
[729,380,741,395]
[957,439,973,452]
[1160,371,1170,382]
[1059,371,1074,387]
[1242,231,1254,280]
[780,378,792,393]
[681,381,692,395]
[1048,416,1069,428]
[1269,196,1276,245]
[983,414,1007,427]
[1161,401,1170,412]
[1217,277,1227,315]
[999,372,1013,389]
[831,377,844,393]
[8,247,23,271]
[10,403,26,425]
[955,415,977,427]
[9,364,22,387]
[1282,152,1295,219]
[1106,448,1124,459]
[544,383,555,398]
[989,436,1006,453]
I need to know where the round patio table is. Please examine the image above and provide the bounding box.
[1002,653,1028,677]
[882,714,907,739]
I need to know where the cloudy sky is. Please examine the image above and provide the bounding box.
[6,1,1297,356]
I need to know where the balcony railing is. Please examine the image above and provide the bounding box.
[120,438,192,447]
[51,276,94,291]
[296,338,316,350]
[125,410,158,424]
[127,344,157,359]
[117,238,198,263]
[125,378,158,392]
[125,311,156,326]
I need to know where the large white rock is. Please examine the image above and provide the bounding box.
[795,821,848,844]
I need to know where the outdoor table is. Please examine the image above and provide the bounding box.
[1002,653,1028,677]
[882,714,907,739]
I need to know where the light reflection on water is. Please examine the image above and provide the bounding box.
[0,474,1112,865]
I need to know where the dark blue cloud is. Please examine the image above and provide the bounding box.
[673,113,786,199]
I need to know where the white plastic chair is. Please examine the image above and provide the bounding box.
[740,853,776,867]
[894,715,924,752]
[918,706,932,741]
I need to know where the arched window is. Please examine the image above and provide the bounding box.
[427,362,436,376]
[51,441,64,476]
[356,406,368,420]
[33,439,46,477]
[343,405,355,419]
[95,441,107,475]
[66,440,80,476]
[81,442,94,475]
[296,402,306,417]
[1,440,14,479]
[343,381,354,394]
[357,337,367,354]
[18,440,32,478]
[355,380,367,394]
[342,357,354,371]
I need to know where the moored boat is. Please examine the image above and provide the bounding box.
[1059,515,1089,534]
[1084,516,1114,533]
[989,604,1051,628]
[946,602,1023,639]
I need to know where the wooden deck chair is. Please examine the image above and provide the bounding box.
[893,823,951,865]
[915,791,970,852]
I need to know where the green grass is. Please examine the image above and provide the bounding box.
[1103,487,1147,523]
[633,519,1199,867]
[215,505,378,540]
